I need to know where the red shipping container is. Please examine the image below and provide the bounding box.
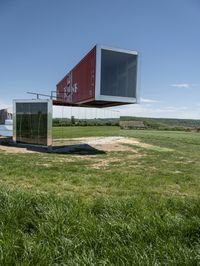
[55,45,139,107]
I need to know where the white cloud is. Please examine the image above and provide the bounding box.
[170,83,193,89]
[118,104,200,119]
[0,100,12,111]
[140,98,160,103]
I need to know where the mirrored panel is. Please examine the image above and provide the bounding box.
[14,101,52,146]
[101,49,138,98]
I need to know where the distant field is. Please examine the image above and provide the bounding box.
[53,116,200,130]
[121,116,200,129]
[0,126,200,265]
[53,125,120,139]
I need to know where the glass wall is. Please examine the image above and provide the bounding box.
[16,102,48,145]
[101,49,138,98]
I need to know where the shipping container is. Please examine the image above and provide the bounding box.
[55,45,139,107]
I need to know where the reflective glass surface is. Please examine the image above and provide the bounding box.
[16,102,48,145]
[101,49,137,98]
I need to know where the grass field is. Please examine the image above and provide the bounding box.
[0,126,200,265]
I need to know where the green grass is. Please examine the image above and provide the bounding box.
[0,126,200,265]
[1,190,200,265]
[53,125,120,139]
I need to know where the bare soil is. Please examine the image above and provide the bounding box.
[0,136,154,154]
[0,145,36,154]
[53,136,153,152]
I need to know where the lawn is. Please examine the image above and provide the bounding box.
[53,125,121,139]
[0,126,200,265]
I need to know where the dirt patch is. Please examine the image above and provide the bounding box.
[0,136,172,154]
[0,145,36,154]
[53,136,147,152]
[91,158,121,169]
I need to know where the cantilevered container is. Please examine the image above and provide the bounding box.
[55,45,139,107]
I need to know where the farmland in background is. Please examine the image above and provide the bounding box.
[53,116,200,131]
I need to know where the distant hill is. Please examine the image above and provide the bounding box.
[53,116,200,131]
[120,117,200,130]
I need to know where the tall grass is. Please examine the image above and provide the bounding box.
[0,189,200,265]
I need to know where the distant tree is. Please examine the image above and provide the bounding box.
[71,116,75,125]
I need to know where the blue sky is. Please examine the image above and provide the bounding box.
[0,0,199,119]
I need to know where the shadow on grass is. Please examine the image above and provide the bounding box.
[51,144,105,155]
[0,137,105,155]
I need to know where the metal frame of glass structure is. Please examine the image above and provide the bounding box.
[13,99,52,147]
